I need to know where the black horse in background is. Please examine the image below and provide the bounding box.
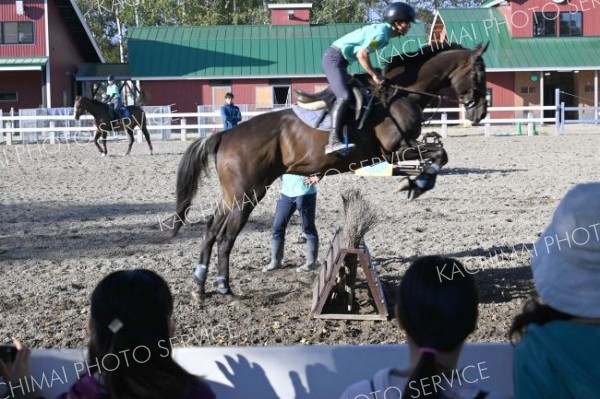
[74,96,153,156]
[164,42,489,296]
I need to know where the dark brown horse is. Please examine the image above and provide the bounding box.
[73,96,153,156]
[167,42,489,296]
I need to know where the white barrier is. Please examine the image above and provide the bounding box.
[10,343,514,399]
[1,103,598,145]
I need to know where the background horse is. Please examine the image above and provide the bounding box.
[74,96,153,156]
[167,42,489,296]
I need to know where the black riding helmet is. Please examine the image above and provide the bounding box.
[384,2,416,24]
[107,75,114,81]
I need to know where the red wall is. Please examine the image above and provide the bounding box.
[0,71,43,111]
[0,0,47,57]
[508,0,600,37]
[141,78,329,112]
[141,80,205,112]
[487,72,515,119]
[47,0,85,107]
[270,8,311,25]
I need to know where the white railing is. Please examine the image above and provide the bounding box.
[1,103,598,145]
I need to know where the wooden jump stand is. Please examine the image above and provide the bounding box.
[311,228,389,320]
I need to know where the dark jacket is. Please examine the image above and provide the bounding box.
[220,103,241,130]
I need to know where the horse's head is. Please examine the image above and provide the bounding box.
[449,42,489,125]
[74,96,85,120]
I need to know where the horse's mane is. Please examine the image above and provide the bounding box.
[79,96,106,106]
[384,41,466,72]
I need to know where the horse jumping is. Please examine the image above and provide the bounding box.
[74,96,153,156]
[167,42,489,296]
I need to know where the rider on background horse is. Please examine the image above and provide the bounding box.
[322,2,416,155]
[106,75,123,119]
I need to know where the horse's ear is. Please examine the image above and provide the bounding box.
[474,42,489,58]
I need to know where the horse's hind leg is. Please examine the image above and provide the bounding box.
[214,187,266,295]
[193,209,230,297]
[93,131,104,155]
[126,130,134,156]
[141,125,153,155]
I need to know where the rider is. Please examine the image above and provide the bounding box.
[106,75,123,119]
[322,2,416,155]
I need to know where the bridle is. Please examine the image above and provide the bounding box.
[379,53,485,110]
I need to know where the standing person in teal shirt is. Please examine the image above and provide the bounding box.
[322,2,416,155]
[106,75,123,119]
[510,183,600,398]
[263,174,321,272]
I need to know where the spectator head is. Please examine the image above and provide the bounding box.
[225,92,234,102]
[107,75,114,83]
[395,256,479,399]
[396,256,479,351]
[87,269,195,399]
[530,182,600,319]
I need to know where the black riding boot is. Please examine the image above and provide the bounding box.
[326,99,355,155]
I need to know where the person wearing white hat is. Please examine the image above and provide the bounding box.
[510,182,600,398]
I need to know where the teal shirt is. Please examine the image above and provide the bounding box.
[107,83,120,98]
[513,321,600,398]
[332,23,392,63]
[280,174,317,198]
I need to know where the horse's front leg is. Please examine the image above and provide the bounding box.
[101,131,108,156]
[396,139,448,200]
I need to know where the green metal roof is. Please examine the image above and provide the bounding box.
[76,63,130,81]
[436,8,600,71]
[127,24,427,79]
[0,57,48,70]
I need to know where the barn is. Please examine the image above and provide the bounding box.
[124,3,427,112]
[0,0,103,112]
[431,0,600,120]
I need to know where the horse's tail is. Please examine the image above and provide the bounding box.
[170,132,223,237]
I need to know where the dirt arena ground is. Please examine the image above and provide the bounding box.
[1,124,599,349]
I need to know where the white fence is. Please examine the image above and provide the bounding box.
[1,102,598,145]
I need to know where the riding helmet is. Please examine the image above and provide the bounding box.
[107,75,114,81]
[384,2,416,24]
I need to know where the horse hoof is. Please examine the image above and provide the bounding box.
[191,289,205,301]
[101,153,106,157]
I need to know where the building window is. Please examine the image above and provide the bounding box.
[0,92,18,101]
[560,12,582,36]
[533,12,557,37]
[519,86,537,94]
[1,22,34,44]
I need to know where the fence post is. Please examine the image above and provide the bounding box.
[441,113,448,138]
[49,121,56,144]
[560,102,565,134]
[181,117,187,141]
[527,112,535,136]
[555,88,561,135]
[6,114,13,145]
[0,113,3,144]
[484,121,491,137]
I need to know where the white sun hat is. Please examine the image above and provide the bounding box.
[531,182,600,318]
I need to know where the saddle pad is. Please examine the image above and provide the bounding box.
[291,105,331,131]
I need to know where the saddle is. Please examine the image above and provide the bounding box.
[107,106,131,121]
[294,77,371,129]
